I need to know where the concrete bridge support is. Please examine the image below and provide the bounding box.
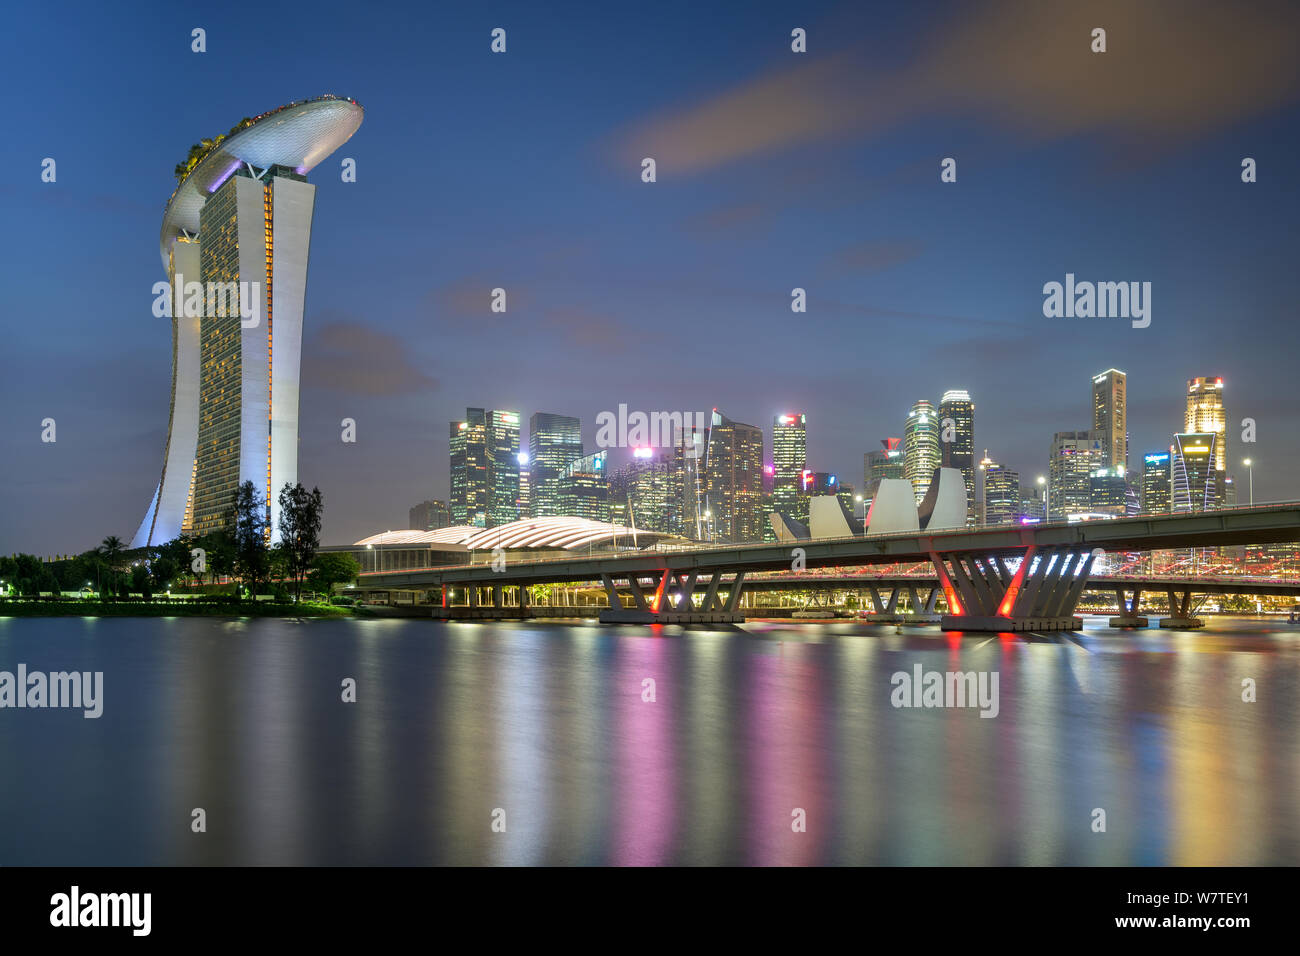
[935,546,1093,632]
[1109,586,1148,627]
[598,570,747,623]
[1158,589,1204,629]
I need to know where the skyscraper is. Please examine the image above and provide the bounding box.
[863,438,905,504]
[772,413,808,525]
[939,389,975,524]
[704,410,765,543]
[558,451,610,522]
[486,410,521,526]
[1048,431,1104,520]
[904,400,940,505]
[450,409,488,527]
[132,97,364,547]
[671,421,707,538]
[1185,377,1227,473]
[409,499,451,531]
[528,413,583,518]
[1091,369,1128,472]
[1089,466,1129,517]
[1172,432,1218,512]
[622,447,673,533]
[981,455,1020,526]
[1141,450,1172,514]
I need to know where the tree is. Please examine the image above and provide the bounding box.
[308,552,360,596]
[231,481,269,598]
[277,482,324,602]
[98,535,125,597]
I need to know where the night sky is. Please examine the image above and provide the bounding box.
[3,0,1298,553]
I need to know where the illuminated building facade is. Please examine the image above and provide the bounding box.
[487,410,521,526]
[1089,466,1130,517]
[863,438,905,504]
[904,400,940,505]
[1091,368,1128,472]
[1141,451,1172,514]
[1185,377,1227,473]
[450,410,489,527]
[559,451,610,522]
[938,389,975,524]
[1172,432,1219,513]
[528,412,583,518]
[981,456,1019,526]
[1048,431,1104,520]
[132,96,363,546]
[704,411,765,543]
[772,413,808,525]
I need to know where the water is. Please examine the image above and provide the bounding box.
[0,615,1296,865]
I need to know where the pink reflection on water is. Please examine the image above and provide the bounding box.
[614,636,676,864]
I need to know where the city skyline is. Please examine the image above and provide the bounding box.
[4,0,1299,553]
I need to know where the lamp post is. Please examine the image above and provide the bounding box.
[1037,475,1048,522]
[704,510,713,544]
[855,494,864,529]
[1243,458,1254,507]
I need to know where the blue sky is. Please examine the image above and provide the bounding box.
[2,0,1298,551]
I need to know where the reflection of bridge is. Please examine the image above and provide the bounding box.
[356,504,1300,631]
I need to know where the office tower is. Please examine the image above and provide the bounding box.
[1185,377,1227,473]
[805,472,854,512]
[1172,432,1218,512]
[528,413,583,518]
[981,456,1020,526]
[904,400,940,505]
[1089,466,1129,517]
[623,447,673,533]
[1019,485,1046,522]
[486,409,521,526]
[516,452,531,518]
[450,409,489,527]
[772,413,808,524]
[939,389,976,524]
[133,97,364,547]
[558,451,610,522]
[1048,431,1104,521]
[1141,451,1172,514]
[1091,369,1128,472]
[863,438,905,503]
[671,421,706,538]
[704,410,765,543]
[409,499,451,531]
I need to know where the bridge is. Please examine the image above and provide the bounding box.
[355,503,1300,631]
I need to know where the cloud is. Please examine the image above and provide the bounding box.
[302,316,437,397]
[610,0,1300,175]
[819,239,925,279]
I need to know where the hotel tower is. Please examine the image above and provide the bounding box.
[132,97,363,547]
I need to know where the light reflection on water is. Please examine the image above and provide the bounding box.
[0,615,1296,865]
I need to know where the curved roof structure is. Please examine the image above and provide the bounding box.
[159,95,363,270]
[354,517,682,551]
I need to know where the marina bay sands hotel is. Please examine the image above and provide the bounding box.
[132,96,363,547]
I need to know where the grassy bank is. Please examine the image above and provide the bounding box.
[0,599,359,618]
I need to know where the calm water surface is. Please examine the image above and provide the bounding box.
[1,615,1297,865]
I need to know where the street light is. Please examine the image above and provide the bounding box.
[1243,459,1254,506]
[703,510,713,544]
[1037,475,1048,522]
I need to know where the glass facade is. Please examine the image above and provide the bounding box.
[904,400,940,505]
[1048,430,1104,521]
[527,413,583,518]
[1091,368,1128,472]
[939,390,975,525]
[704,411,765,543]
[771,413,808,525]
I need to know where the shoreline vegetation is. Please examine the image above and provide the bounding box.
[0,597,364,618]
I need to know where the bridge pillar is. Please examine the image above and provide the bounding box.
[1109,586,1148,628]
[1159,588,1204,629]
[598,569,747,624]
[938,545,1088,632]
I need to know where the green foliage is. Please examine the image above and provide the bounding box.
[308,552,360,595]
[277,482,324,602]
[231,481,269,598]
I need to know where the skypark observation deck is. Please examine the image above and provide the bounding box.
[356,502,1300,630]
